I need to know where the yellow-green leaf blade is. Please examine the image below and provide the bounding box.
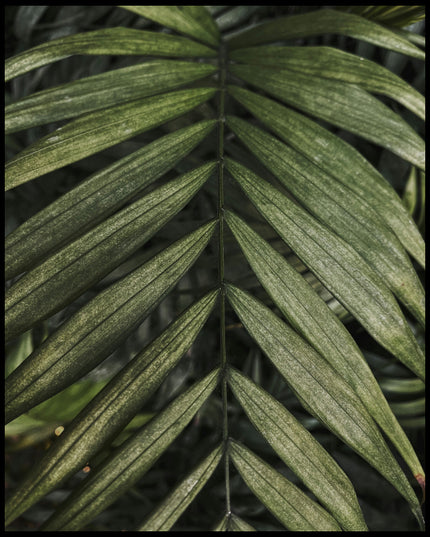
[6,60,217,134]
[5,220,217,423]
[225,209,424,481]
[226,115,425,325]
[227,8,425,59]
[226,284,420,511]
[5,120,216,280]
[5,162,216,341]
[227,86,425,268]
[4,290,218,526]
[228,368,367,530]
[5,87,217,190]
[225,158,424,380]
[39,369,220,531]
[229,64,425,170]
[229,440,341,531]
[139,444,223,531]
[5,27,216,81]
[229,45,424,119]
[120,5,219,46]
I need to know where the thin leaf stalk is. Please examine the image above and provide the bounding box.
[217,40,231,515]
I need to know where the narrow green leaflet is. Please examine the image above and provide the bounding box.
[225,158,424,380]
[4,290,218,525]
[5,162,216,341]
[229,440,341,531]
[5,27,216,81]
[5,87,217,190]
[181,6,221,42]
[38,369,220,531]
[213,513,256,531]
[229,45,425,119]
[4,220,217,423]
[229,64,425,170]
[228,368,367,530]
[225,210,424,481]
[120,5,219,46]
[227,86,425,267]
[139,444,223,531]
[226,284,420,511]
[227,8,425,59]
[226,115,425,325]
[5,120,216,280]
[6,60,217,134]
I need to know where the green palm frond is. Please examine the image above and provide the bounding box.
[4,5,425,532]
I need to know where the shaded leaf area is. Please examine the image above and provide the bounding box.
[120,5,220,46]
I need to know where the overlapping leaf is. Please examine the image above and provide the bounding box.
[5,120,216,280]
[229,440,342,531]
[230,45,425,120]
[225,210,424,480]
[4,290,218,525]
[5,220,216,422]
[4,5,425,532]
[229,64,425,170]
[38,369,220,531]
[6,60,217,133]
[139,443,223,531]
[5,162,216,340]
[226,115,425,325]
[227,7,425,59]
[226,283,420,512]
[225,158,425,380]
[227,86,425,268]
[5,27,216,81]
[120,5,220,46]
[5,87,217,190]
[228,368,367,530]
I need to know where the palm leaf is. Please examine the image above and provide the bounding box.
[5,5,425,532]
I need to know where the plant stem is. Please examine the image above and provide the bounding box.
[217,40,231,515]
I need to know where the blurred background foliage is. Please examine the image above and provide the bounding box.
[5,5,425,531]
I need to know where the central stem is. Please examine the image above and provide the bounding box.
[217,41,230,515]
